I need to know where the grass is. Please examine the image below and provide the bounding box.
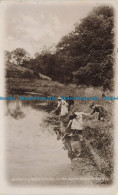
[6,78,114,179]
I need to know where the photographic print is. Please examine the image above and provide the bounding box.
[0,0,118,194]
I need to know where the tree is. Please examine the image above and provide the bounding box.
[5,50,12,64]
[56,6,114,89]
[11,48,30,66]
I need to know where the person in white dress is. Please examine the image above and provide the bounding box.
[54,97,71,136]
[63,111,90,159]
[55,97,69,117]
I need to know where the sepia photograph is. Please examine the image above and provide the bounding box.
[0,0,117,193]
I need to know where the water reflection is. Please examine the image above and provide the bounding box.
[6,100,72,180]
[6,100,25,119]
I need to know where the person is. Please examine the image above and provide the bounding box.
[66,96,74,112]
[54,97,69,117]
[62,111,90,159]
[54,97,74,136]
[89,102,107,121]
[102,93,106,101]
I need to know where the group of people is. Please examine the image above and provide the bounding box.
[53,96,106,161]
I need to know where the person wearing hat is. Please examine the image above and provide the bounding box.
[54,97,69,116]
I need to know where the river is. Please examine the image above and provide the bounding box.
[5,99,79,185]
[5,97,105,186]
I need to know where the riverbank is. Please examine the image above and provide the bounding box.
[6,78,114,183]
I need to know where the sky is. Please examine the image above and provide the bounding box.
[4,1,101,57]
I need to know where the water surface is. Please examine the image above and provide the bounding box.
[5,100,74,184]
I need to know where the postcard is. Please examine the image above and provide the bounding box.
[0,0,118,194]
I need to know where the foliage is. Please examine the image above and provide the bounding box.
[5,50,11,64]
[56,6,114,89]
[5,48,30,66]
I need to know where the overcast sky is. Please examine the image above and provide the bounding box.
[4,1,101,56]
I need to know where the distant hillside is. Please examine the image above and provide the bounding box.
[5,63,52,81]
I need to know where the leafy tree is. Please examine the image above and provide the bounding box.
[5,50,12,64]
[11,48,30,66]
[56,6,114,89]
